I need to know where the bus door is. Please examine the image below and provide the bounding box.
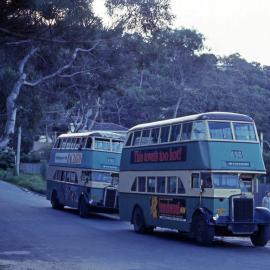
[64,171,79,208]
[191,173,212,209]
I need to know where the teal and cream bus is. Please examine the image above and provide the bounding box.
[46,131,125,217]
[119,112,270,246]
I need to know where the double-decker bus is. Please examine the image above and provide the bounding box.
[46,131,125,217]
[119,112,270,246]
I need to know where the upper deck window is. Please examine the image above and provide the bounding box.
[159,126,170,143]
[60,138,67,148]
[74,138,81,149]
[150,128,160,144]
[80,138,86,148]
[169,124,181,142]
[86,137,92,149]
[233,123,257,141]
[94,138,111,151]
[181,122,192,141]
[209,121,233,140]
[132,131,142,146]
[191,121,207,140]
[141,129,151,145]
[125,133,133,146]
[112,140,123,153]
[54,139,61,148]
[65,138,73,149]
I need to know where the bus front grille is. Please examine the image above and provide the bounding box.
[104,189,117,208]
[233,198,253,222]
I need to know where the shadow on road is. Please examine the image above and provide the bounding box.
[46,206,120,221]
[125,228,270,251]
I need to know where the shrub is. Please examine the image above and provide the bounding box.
[0,149,15,169]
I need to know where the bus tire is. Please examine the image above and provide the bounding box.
[250,225,270,247]
[51,191,64,210]
[79,196,89,218]
[192,213,214,246]
[132,207,147,233]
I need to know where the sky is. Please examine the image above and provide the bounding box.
[93,0,270,66]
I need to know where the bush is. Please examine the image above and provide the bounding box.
[0,149,15,169]
[21,145,52,163]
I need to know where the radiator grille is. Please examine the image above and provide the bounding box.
[104,189,117,208]
[233,198,253,222]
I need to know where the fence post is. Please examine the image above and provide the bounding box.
[16,126,22,176]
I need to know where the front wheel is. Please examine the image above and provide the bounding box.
[132,207,148,233]
[192,213,214,246]
[250,225,270,247]
[51,191,64,210]
[79,197,89,218]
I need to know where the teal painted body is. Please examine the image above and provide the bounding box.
[49,148,121,171]
[120,141,265,172]
[47,180,107,208]
[119,193,230,232]
[47,148,122,211]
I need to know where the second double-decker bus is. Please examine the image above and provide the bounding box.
[46,131,125,217]
[119,112,270,246]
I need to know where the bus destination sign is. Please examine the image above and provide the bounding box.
[131,146,186,164]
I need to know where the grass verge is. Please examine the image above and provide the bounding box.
[0,169,46,195]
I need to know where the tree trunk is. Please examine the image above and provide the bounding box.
[88,97,101,131]
[0,74,26,149]
[173,96,182,118]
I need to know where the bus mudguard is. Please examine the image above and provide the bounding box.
[254,207,270,224]
[192,207,215,225]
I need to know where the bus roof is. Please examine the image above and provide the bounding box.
[58,130,126,140]
[129,112,254,131]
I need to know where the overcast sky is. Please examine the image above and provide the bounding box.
[93,0,270,66]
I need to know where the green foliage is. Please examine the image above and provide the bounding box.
[1,0,270,158]
[21,145,52,163]
[105,0,174,36]
[0,149,15,170]
[0,169,45,194]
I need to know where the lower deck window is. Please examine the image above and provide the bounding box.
[138,177,146,192]
[213,173,239,189]
[92,172,113,183]
[130,175,186,195]
[191,173,200,188]
[167,176,177,193]
[157,177,166,193]
[147,177,156,192]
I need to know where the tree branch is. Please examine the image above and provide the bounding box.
[24,42,100,87]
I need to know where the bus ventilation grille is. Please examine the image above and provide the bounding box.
[105,189,117,208]
[233,198,253,222]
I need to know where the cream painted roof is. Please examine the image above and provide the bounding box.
[129,112,253,131]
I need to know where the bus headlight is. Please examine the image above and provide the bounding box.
[213,214,219,221]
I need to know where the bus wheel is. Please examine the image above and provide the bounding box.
[192,213,214,246]
[79,197,89,218]
[132,207,147,233]
[250,225,270,247]
[51,191,64,210]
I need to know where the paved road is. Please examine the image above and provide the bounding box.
[0,181,270,270]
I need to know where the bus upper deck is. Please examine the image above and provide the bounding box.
[121,112,265,173]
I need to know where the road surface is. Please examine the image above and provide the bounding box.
[0,180,269,270]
